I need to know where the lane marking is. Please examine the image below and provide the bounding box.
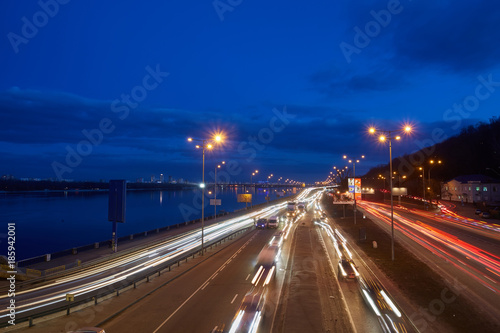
[231,294,238,304]
[152,231,257,333]
[245,274,250,281]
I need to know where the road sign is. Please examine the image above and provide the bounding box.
[210,199,221,206]
[237,194,252,203]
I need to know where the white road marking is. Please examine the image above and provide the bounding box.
[231,294,238,304]
[152,233,256,333]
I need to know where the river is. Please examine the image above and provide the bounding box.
[0,186,295,260]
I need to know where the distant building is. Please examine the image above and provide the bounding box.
[168,175,173,183]
[160,173,164,183]
[441,174,500,204]
[136,177,144,183]
[150,175,155,183]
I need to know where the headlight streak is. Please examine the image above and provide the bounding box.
[359,201,500,294]
[228,310,244,333]
[380,290,401,317]
[0,193,303,319]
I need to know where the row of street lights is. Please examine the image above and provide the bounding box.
[187,135,223,255]
[368,125,412,261]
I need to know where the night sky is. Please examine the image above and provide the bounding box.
[1,0,500,183]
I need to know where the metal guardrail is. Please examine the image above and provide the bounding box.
[0,225,254,328]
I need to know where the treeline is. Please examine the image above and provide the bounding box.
[362,116,500,195]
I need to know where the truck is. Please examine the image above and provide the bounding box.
[286,201,297,218]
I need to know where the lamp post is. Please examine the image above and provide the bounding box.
[343,155,365,224]
[419,166,426,202]
[369,125,412,261]
[214,161,225,222]
[250,170,258,185]
[187,134,223,255]
[428,159,442,201]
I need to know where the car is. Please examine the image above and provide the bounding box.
[475,209,482,215]
[481,212,491,219]
[255,218,267,229]
[67,328,106,333]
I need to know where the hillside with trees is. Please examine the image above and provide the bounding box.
[362,117,500,198]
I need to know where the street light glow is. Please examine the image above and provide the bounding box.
[379,135,386,142]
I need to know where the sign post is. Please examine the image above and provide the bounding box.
[108,180,126,253]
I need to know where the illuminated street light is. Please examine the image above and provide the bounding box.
[214,161,225,222]
[368,124,412,261]
[187,133,224,255]
[343,154,365,225]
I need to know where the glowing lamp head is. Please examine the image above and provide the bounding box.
[187,137,193,142]
[369,127,376,134]
[214,135,222,142]
[379,135,386,142]
[395,135,401,140]
[207,144,213,149]
[404,125,412,133]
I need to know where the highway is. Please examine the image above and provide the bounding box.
[358,200,500,327]
[0,189,315,326]
[3,189,425,333]
[315,205,416,333]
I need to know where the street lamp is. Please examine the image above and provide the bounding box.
[214,161,225,222]
[250,170,259,184]
[419,166,425,201]
[343,154,365,224]
[369,125,412,261]
[428,159,442,201]
[187,134,224,255]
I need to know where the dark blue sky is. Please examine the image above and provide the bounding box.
[1,0,500,183]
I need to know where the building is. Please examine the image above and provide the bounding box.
[441,174,500,204]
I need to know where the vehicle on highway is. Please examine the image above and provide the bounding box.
[286,201,297,218]
[481,211,491,218]
[68,328,106,333]
[228,291,265,333]
[338,258,359,280]
[269,232,283,248]
[297,201,306,212]
[255,218,267,229]
[252,245,278,287]
[267,216,279,229]
[359,277,404,333]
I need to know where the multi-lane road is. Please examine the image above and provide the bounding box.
[6,189,500,332]
[358,200,500,327]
